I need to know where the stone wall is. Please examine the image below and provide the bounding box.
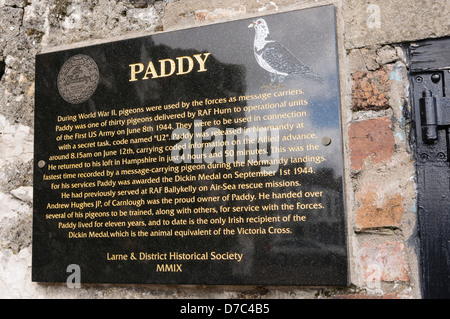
[1,0,448,299]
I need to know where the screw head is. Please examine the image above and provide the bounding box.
[321,136,332,146]
[416,76,423,83]
[431,73,441,83]
[420,153,429,161]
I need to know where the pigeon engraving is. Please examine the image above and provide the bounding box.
[248,18,323,84]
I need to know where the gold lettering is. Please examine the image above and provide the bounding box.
[129,63,144,82]
[156,263,182,272]
[193,53,211,72]
[130,53,211,81]
[159,59,176,77]
[142,61,159,80]
[176,56,194,75]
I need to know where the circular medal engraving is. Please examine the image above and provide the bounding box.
[57,54,99,104]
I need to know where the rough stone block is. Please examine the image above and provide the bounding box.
[360,241,409,282]
[0,6,24,54]
[355,183,405,230]
[348,117,395,170]
[162,0,328,29]
[4,0,27,7]
[359,46,380,71]
[162,0,249,28]
[342,0,450,49]
[376,45,398,65]
[351,66,391,111]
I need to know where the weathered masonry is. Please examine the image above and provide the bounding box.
[0,0,449,299]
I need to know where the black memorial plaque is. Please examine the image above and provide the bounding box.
[33,4,348,285]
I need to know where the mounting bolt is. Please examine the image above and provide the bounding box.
[420,153,429,161]
[321,136,332,146]
[431,73,441,83]
[38,160,46,168]
[437,152,446,160]
[416,76,423,83]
